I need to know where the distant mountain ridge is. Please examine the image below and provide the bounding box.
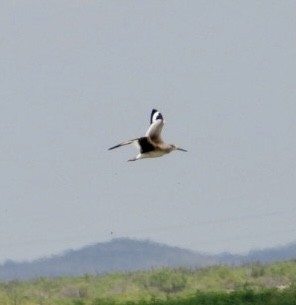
[1,238,296,281]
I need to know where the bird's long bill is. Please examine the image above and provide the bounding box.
[176,147,187,152]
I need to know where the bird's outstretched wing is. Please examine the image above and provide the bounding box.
[145,109,164,143]
[108,138,138,150]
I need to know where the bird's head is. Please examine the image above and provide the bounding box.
[170,144,187,152]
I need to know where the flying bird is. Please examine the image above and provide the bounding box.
[108,109,187,161]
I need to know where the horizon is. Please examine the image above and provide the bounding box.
[1,237,296,265]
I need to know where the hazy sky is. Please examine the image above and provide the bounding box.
[1,1,296,262]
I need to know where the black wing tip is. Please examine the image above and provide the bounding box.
[108,144,119,150]
[150,109,163,123]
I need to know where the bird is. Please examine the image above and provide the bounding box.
[108,109,187,161]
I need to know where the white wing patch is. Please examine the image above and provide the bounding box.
[145,109,164,142]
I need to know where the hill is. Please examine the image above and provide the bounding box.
[217,242,296,265]
[1,238,296,280]
[0,238,216,280]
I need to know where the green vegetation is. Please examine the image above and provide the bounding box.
[0,261,296,305]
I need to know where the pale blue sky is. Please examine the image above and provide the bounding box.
[1,1,295,262]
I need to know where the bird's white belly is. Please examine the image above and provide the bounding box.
[142,150,168,159]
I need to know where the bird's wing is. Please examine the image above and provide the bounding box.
[108,138,138,150]
[145,109,164,143]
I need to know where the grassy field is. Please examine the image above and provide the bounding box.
[0,260,296,305]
